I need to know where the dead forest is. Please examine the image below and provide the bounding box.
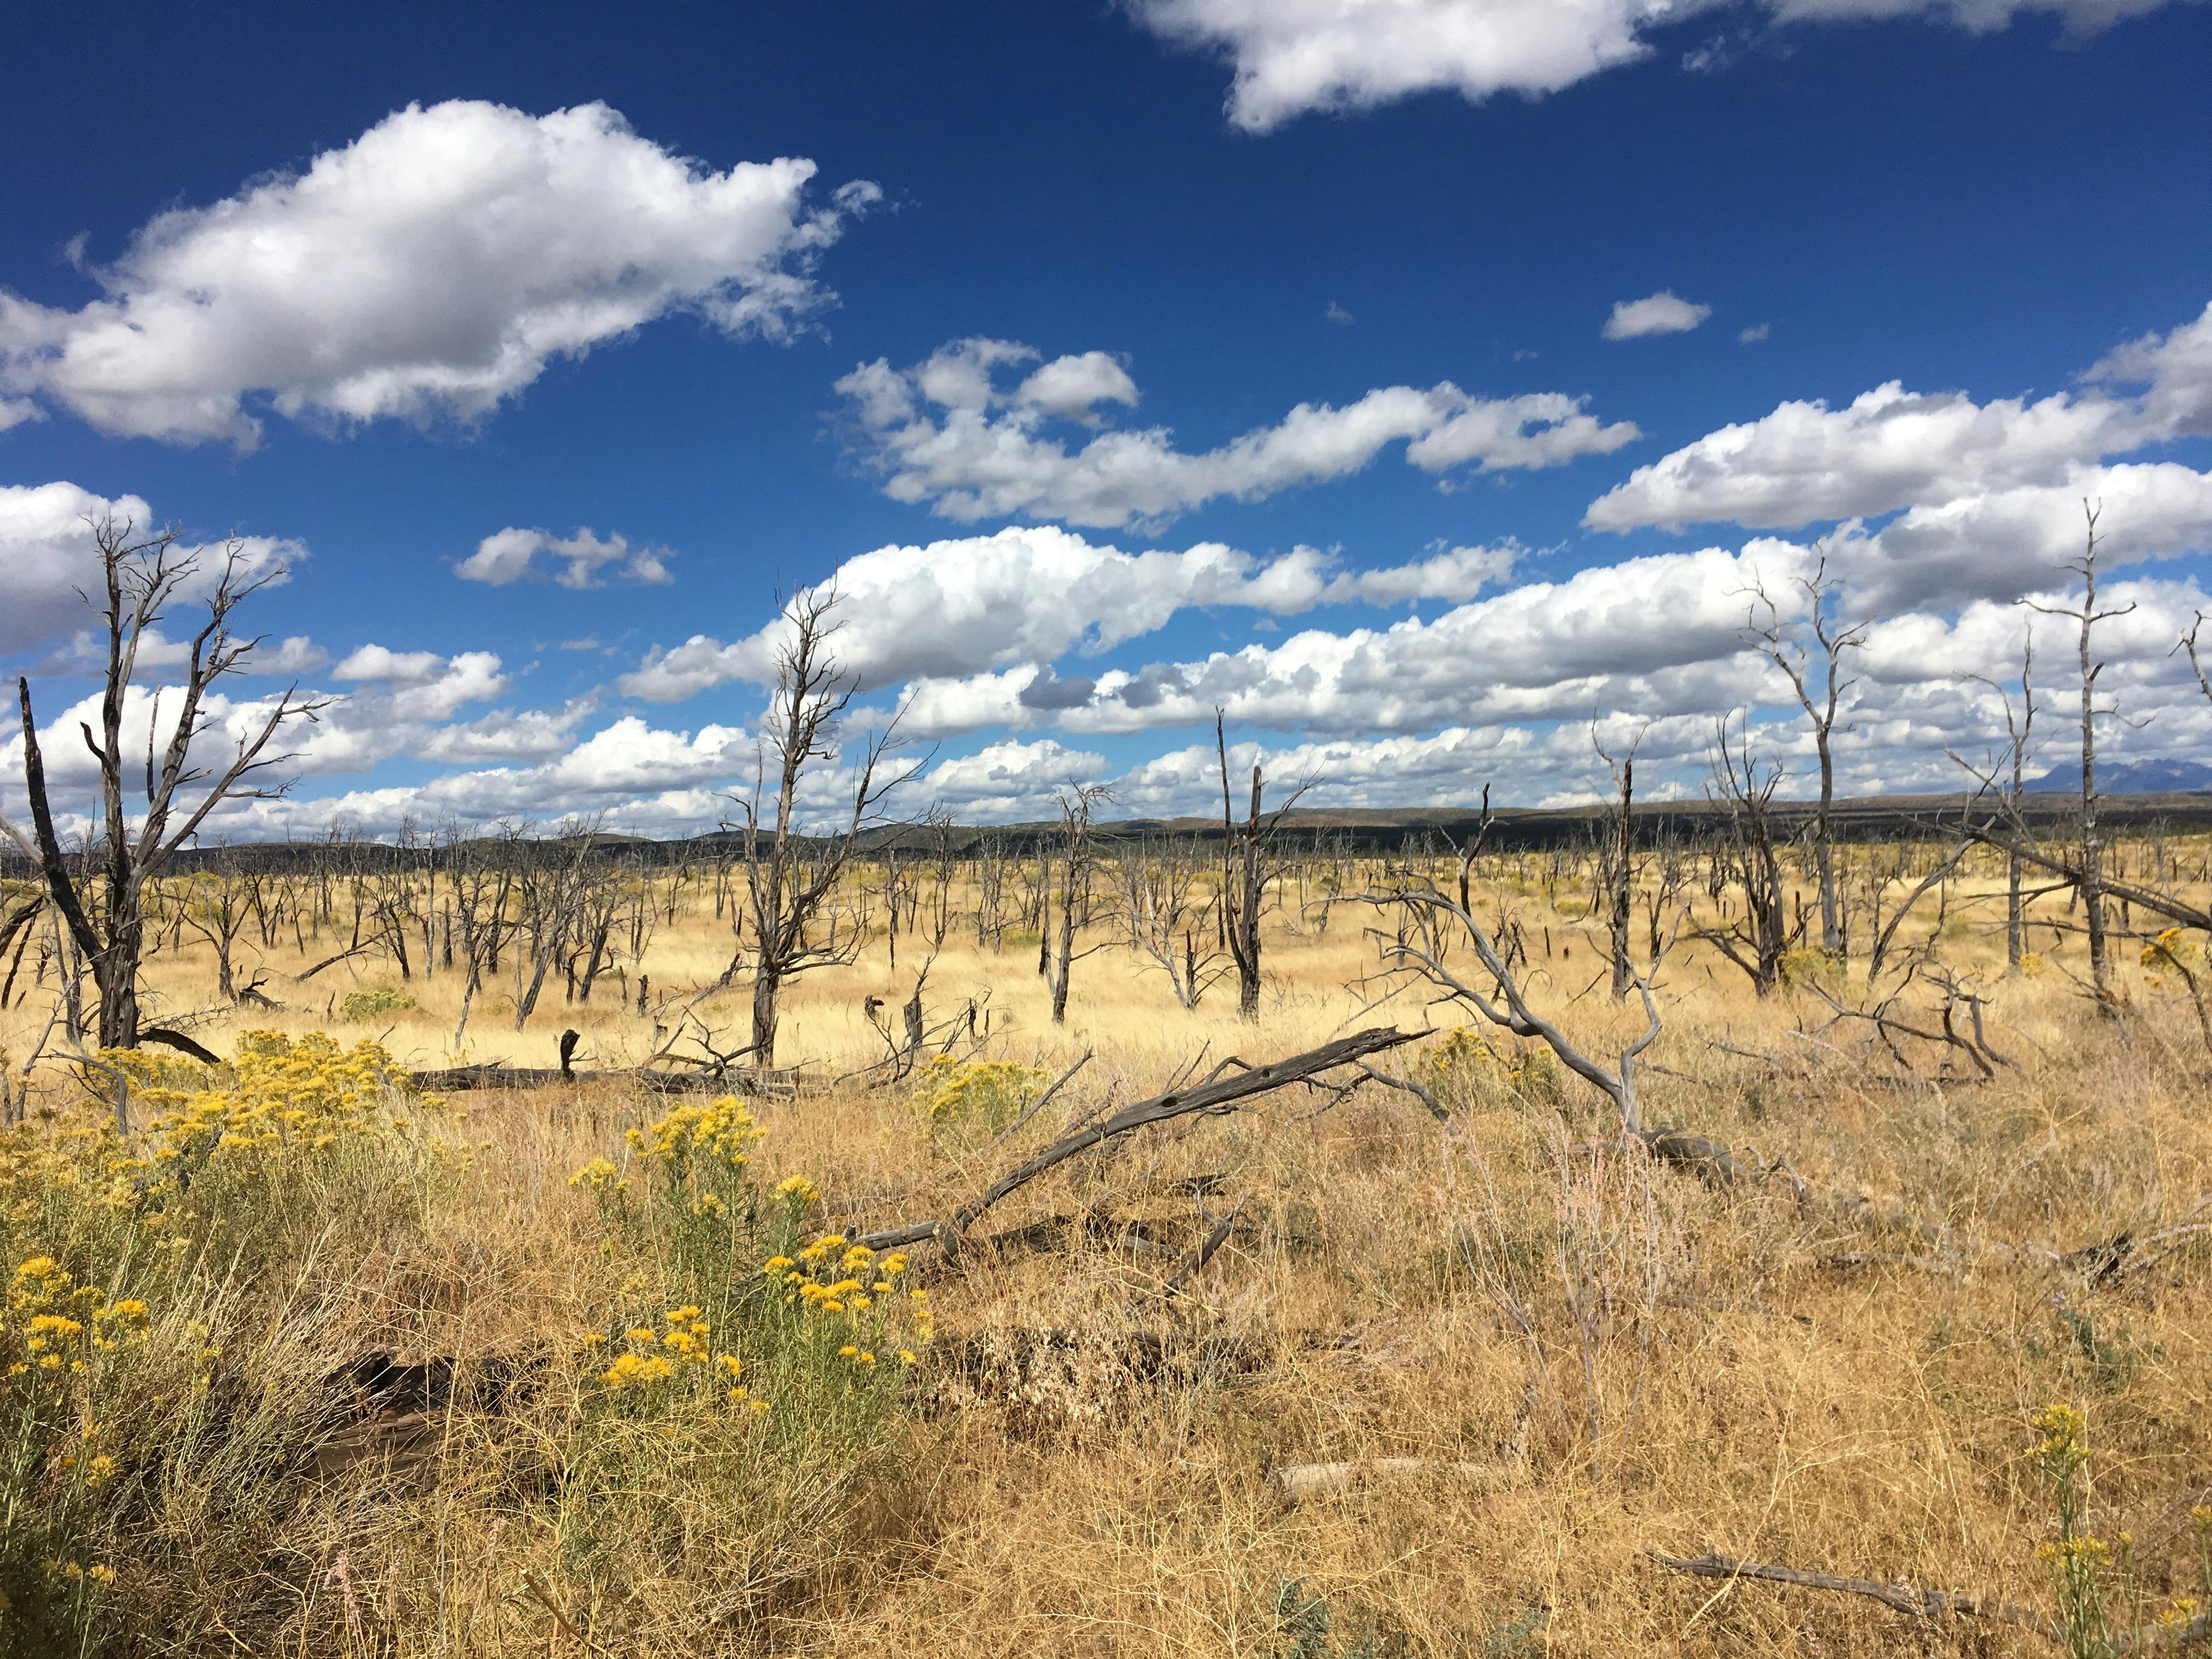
[0,523,2208,1656]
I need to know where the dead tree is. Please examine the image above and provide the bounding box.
[1865,836,1972,982]
[1,518,325,1061]
[1043,783,1112,1025]
[178,845,254,1002]
[1592,720,1648,1001]
[510,827,601,1031]
[857,1026,1421,1252]
[1956,633,2039,973]
[973,830,1008,951]
[1361,877,1669,1137]
[1216,711,1309,1019]
[728,587,917,1068]
[2022,505,2132,1006]
[1699,714,1790,995]
[446,825,521,1052]
[1116,836,1226,1009]
[870,809,959,1073]
[1741,547,1868,958]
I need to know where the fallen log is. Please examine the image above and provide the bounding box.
[860,1026,1420,1251]
[1649,1550,2056,1638]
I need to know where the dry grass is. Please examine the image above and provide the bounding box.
[0,844,2208,1656]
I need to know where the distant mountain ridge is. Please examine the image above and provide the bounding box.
[2029,758,2212,795]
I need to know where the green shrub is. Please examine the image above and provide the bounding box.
[339,984,415,1021]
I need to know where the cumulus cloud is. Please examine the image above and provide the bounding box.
[1835,461,2212,612]
[618,526,1525,706]
[0,481,303,657]
[0,100,877,447]
[1585,380,2134,531]
[1603,291,1713,340]
[836,336,1638,529]
[329,646,510,719]
[926,740,1110,816]
[459,526,675,588]
[1587,301,2212,546]
[1126,0,2189,131]
[1036,543,1800,738]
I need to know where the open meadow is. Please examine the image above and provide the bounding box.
[0,830,2207,1657]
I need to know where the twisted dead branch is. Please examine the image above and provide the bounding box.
[857,1026,1420,1251]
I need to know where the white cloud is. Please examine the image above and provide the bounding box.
[0,481,303,657]
[1127,0,2191,131]
[1836,461,2212,612]
[1740,323,1771,343]
[330,645,510,719]
[334,645,446,683]
[261,636,330,676]
[1585,298,2212,543]
[1012,351,1140,424]
[618,526,1526,706]
[1128,0,1673,131]
[1325,541,1521,605]
[927,739,1110,816]
[860,543,1804,746]
[2086,299,2212,442]
[0,99,877,447]
[1325,301,1357,326]
[459,526,675,588]
[1585,379,2134,531]
[836,336,1638,529]
[1603,291,1713,340]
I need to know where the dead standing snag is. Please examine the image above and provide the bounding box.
[1,516,328,1069]
[723,586,921,1069]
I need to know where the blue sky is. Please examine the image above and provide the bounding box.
[3,0,2209,834]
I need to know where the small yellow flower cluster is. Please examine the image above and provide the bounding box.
[914,1055,1048,1132]
[0,1131,99,1226]
[2142,927,2201,968]
[1416,1027,1556,1103]
[595,1305,769,1413]
[41,1559,115,1586]
[776,1173,820,1204]
[2,1257,150,1381]
[625,1096,764,1172]
[568,1156,628,1196]
[2037,1536,2112,1568]
[766,1236,930,1358]
[2032,1402,2089,1465]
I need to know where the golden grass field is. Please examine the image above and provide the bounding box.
[0,840,2207,1656]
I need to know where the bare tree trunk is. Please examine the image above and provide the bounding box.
[2023,507,2129,1006]
[1216,712,1307,1020]
[1742,548,1864,959]
[1610,759,1635,1001]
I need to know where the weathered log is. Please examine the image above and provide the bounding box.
[1649,1550,2056,1638]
